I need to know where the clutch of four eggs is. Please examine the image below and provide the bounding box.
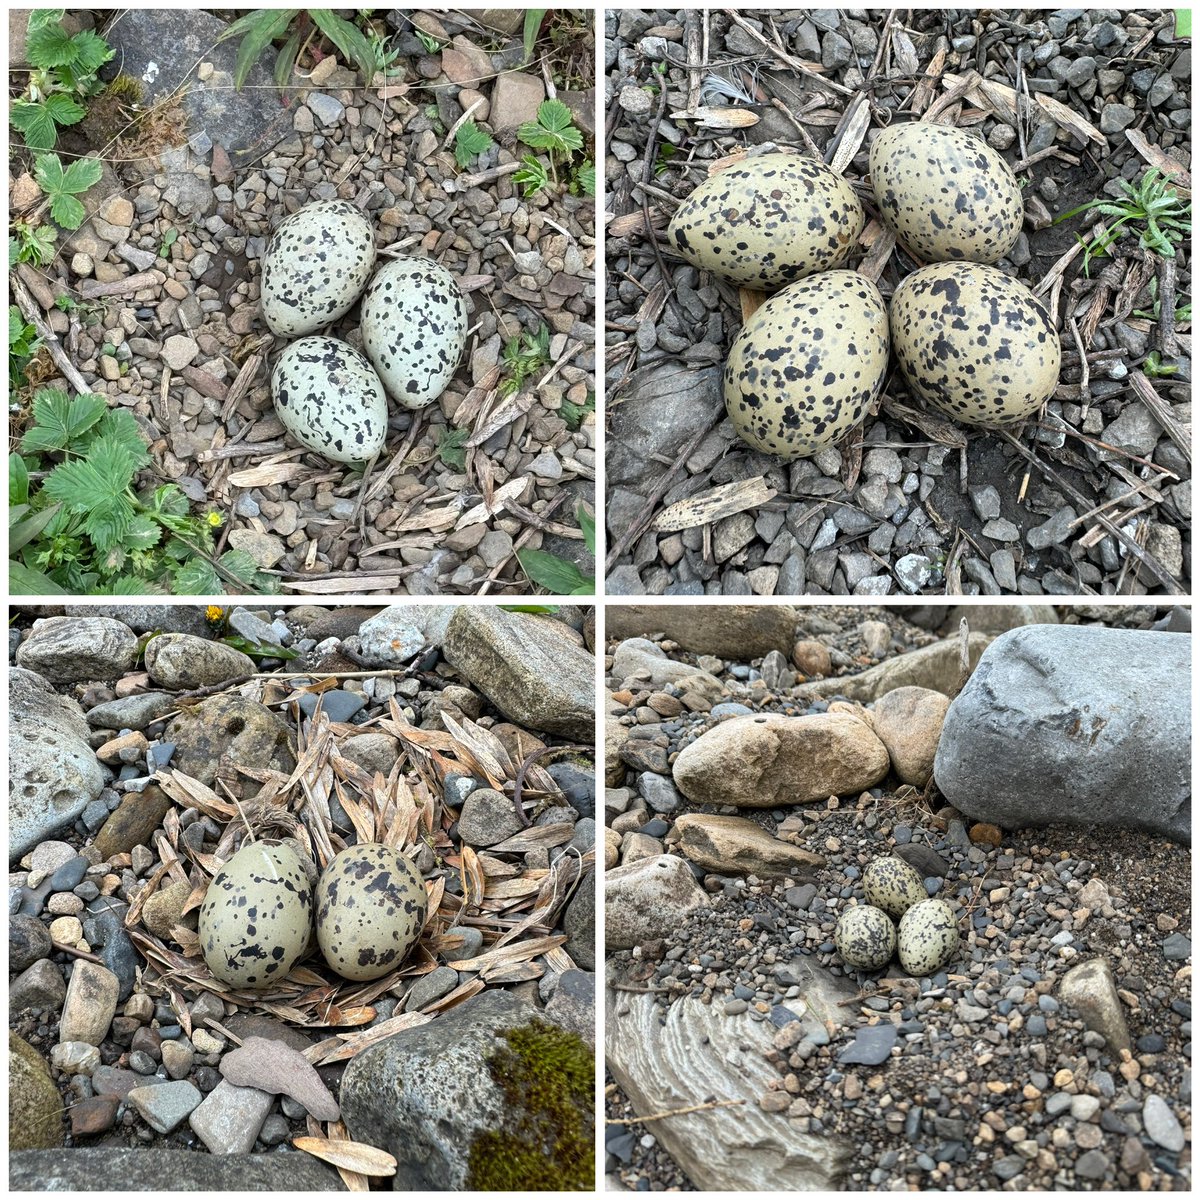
[262,199,469,465]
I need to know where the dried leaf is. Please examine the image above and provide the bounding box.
[308,1011,435,1066]
[669,105,760,129]
[829,95,872,176]
[447,933,566,974]
[292,1138,397,1177]
[460,844,486,909]
[455,476,530,530]
[466,390,537,447]
[227,462,313,487]
[652,477,776,532]
[892,28,919,75]
[486,823,576,853]
[323,1120,370,1193]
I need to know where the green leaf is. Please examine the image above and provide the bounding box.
[10,100,58,152]
[171,556,220,593]
[523,10,546,62]
[60,156,103,194]
[42,435,141,551]
[26,15,77,68]
[577,160,596,197]
[10,453,30,506]
[310,9,378,84]
[513,155,550,198]
[223,634,298,660]
[103,574,159,595]
[219,8,296,90]
[10,502,64,553]
[216,548,267,591]
[576,503,596,555]
[274,24,306,89]
[536,98,575,135]
[96,409,151,467]
[10,559,70,595]
[516,547,588,594]
[66,28,114,75]
[1177,10,1192,38]
[21,388,108,453]
[42,91,85,129]
[436,426,470,471]
[454,120,494,169]
[123,513,162,551]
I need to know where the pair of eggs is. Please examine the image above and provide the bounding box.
[262,200,469,464]
[833,855,960,977]
[198,840,427,989]
[667,128,1060,459]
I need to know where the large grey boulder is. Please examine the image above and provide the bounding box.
[9,1148,344,1190]
[339,990,593,1190]
[443,608,593,740]
[9,668,105,860]
[934,626,1189,842]
[605,987,850,1190]
[16,616,137,682]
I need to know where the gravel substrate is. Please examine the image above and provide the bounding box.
[604,8,1191,596]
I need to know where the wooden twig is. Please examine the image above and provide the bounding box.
[10,275,90,394]
[608,1098,746,1124]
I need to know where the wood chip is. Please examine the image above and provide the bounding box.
[227,461,312,487]
[292,1138,397,1177]
[669,105,760,128]
[829,94,872,176]
[651,477,777,532]
[1125,128,1192,189]
[455,476,530,530]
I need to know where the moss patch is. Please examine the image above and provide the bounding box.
[466,1018,594,1190]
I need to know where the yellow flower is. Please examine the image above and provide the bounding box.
[204,605,226,628]
[205,510,224,528]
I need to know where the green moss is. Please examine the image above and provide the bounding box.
[466,1019,594,1191]
[104,73,145,104]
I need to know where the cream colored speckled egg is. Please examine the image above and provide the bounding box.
[723,270,889,457]
[869,122,1023,264]
[199,841,314,990]
[316,844,427,981]
[667,152,864,290]
[862,856,928,920]
[835,903,897,971]
[897,898,961,976]
[890,262,1061,426]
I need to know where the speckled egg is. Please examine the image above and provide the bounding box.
[359,257,468,410]
[316,844,427,982]
[862,856,928,920]
[723,270,889,457]
[199,841,314,990]
[271,336,389,464]
[890,262,1061,426]
[869,122,1023,264]
[260,200,377,336]
[897,899,961,977]
[667,153,865,290]
[835,904,897,971]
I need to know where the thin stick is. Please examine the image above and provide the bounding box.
[11,276,90,394]
[608,1098,746,1124]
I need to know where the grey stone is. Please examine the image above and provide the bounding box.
[1142,1094,1185,1151]
[1026,507,1076,550]
[443,608,593,740]
[10,669,105,860]
[101,9,293,167]
[458,788,523,848]
[935,626,1189,841]
[1058,958,1131,1053]
[836,1023,897,1065]
[187,1079,273,1155]
[340,990,589,1190]
[563,874,595,969]
[9,1148,345,1190]
[605,855,705,950]
[10,959,67,1011]
[64,605,210,636]
[144,633,255,689]
[85,693,176,730]
[16,617,137,682]
[307,92,345,126]
[405,966,460,1011]
[357,605,454,665]
[126,1081,202,1133]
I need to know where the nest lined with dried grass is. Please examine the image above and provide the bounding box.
[124,675,593,1063]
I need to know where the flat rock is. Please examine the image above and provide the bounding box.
[85,693,177,730]
[836,1022,897,1065]
[1058,957,1131,1053]
[605,989,849,1189]
[1142,1094,1185,1152]
[563,874,596,969]
[605,855,709,950]
[610,638,723,695]
[906,605,1057,635]
[672,713,889,807]
[606,605,797,659]
[675,814,826,878]
[219,1036,339,1121]
[60,961,120,1046]
[9,1148,345,1190]
[357,604,454,665]
[164,695,294,790]
[93,784,174,861]
[126,1081,202,1133]
[64,605,211,636]
[442,608,593,740]
[10,659,100,854]
[934,626,1190,841]
[144,633,256,689]
[16,616,137,682]
[870,687,949,786]
[187,1078,273,1155]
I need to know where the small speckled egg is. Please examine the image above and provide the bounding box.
[316,844,427,981]
[359,257,469,410]
[869,122,1023,264]
[199,841,314,990]
[862,856,928,920]
[260,200,377,336]
[272,336,389,464]
[891,262,1061,426]
[723,269,889,458]
[835,904,897,971]
[897,899,961,977]
[667,152,865,290]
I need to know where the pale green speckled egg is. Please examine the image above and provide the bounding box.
[834,903,897,971]
[898,898,961,976]
[862,855,928,920]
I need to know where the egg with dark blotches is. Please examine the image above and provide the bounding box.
[862,855,928,920]
[260,200,377,336]
[199,841,315,990]
[835,903,897,971]
[723,269,889,458]
[360,257,469,410]
[271,335,389,464]
[869,122,1023,265]
[666,152,865,290]
[897,898,961,976]
[316,844,427,981]
[890,262,1061,426]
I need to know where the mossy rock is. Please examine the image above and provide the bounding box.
[9,1032,64,1150]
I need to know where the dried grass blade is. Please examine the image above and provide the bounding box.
[423,975,486,1013]
[447,933,566,973]
[456,476,530,530]
[154,770,240,821]
[670,105,760,128]
[308,1012,435,1066]
[460,845,487,909]
[486,823,576,853]
[292,1138,397,1177]
[324,1120,370,1193]
[227,462,312,488]
[465,390,537,447]
[829,94,872,175]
